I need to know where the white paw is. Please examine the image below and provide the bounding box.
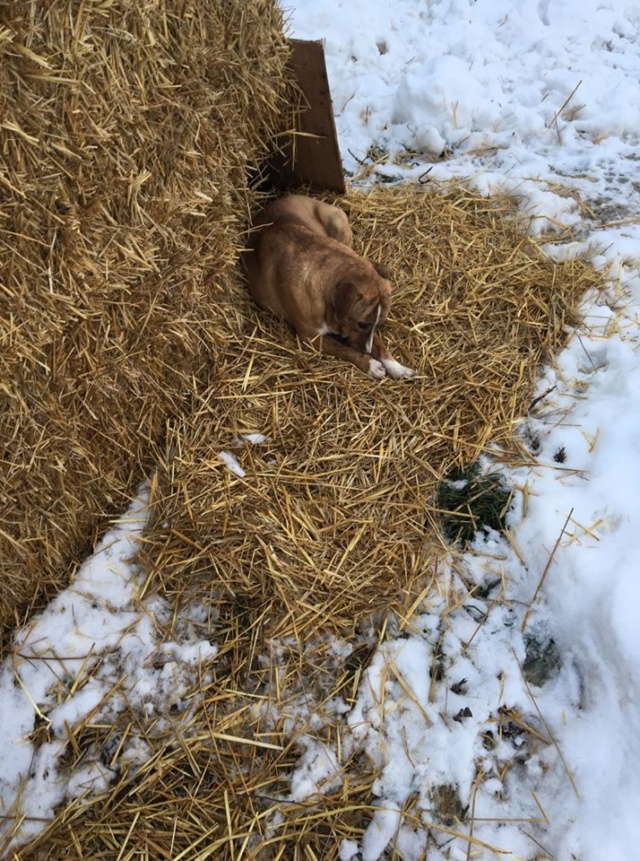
[382,359,416,380]
[368,358,387,379]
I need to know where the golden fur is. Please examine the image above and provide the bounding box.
[244,195,414,379]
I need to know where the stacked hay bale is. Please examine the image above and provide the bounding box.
[0,0,291,635]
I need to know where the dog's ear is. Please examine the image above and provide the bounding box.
[332,280,362,319]
[372,261,391,280]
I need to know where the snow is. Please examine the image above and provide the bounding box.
[3,0,640,858]
[290,0,640,242]
[279,0,640,858]
[0,486,218,853]
[218,449,247,477]
[219,433,269,477]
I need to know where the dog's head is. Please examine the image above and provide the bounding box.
[329,262,392,354]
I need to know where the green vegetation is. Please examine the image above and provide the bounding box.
[437,462,512,546]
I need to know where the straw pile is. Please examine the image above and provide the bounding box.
[144,185,597,628]
[12,185,604,860]
[0,0,292,637]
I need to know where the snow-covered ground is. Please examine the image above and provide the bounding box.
[0,487,219,853]
[284,1,640,859]
[289,0,640,256]
[2,0,640,858]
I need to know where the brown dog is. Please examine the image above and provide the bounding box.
[244,195,415,379]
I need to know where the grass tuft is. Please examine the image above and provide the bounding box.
[437,462,512,546]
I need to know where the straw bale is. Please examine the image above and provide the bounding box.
[0,0,292,638]
[143,184,600,631]
[12,184,603,860]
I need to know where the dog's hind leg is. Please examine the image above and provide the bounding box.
[312,201,354,247]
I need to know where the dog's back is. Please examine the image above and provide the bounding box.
[245,195,390,327]
[245,196,355,318]
[253,194,353,247]
[243,194,415,379]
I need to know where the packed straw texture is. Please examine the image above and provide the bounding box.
[0,0,291,638]
[11,185,604,860]
[146,185,598,629]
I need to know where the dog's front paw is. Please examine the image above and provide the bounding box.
[382,359,416,380]
[368,358,387,379]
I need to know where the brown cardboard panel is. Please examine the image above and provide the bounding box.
[268,39,346,194]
